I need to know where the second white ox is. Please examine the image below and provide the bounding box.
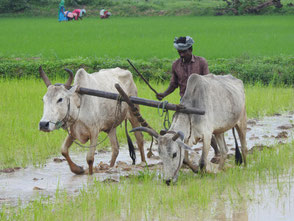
[39,67,145,175]
[132,74,248,185]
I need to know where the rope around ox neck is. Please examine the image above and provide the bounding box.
[65,95,123,149]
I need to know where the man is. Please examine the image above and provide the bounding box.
[157,36,220,163]
[157,36,209,100]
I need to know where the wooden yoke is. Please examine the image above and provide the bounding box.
[115,83,155,158]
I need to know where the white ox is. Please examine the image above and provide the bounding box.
[39,67,145,175]
[132,74,248,185]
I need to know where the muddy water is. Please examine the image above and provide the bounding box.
[0,112,294,219]
[207,175,294,221]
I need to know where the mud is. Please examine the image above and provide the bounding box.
[201,175,294,221]
[0,111,294,218]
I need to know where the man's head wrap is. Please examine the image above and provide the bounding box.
[173,36,194,50]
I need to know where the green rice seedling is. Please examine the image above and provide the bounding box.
[0,16,293,60]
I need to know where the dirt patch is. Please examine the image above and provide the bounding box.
[53,158,66,163]
[102,178,119,183]
[33,186,44,191]
[248,145,269,154]
[247,119,257,125]
[249,135,259,140]
[277,124,294,130]
[0,167,21,173]
[275,131,288,139]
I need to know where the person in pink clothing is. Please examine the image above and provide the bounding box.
[72,9,86,20]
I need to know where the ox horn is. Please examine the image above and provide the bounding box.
[39,66,52,87]
[64,68,74,88]
[172,131,184,141]
[130,127,159,138]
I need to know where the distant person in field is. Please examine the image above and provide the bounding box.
[64,11,75,21]
[58,0,68,22]
[72,9,86,20]
[156,36,210,100]
[100,9,111,19]
[156,36,220,161]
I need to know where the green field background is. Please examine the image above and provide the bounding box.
[0,16,293,59]
[0,14,294,220]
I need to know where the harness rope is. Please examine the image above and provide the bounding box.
[52,95,123,149]
[157,101,171,130]
[174,144,182,178]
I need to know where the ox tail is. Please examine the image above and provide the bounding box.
[125,120,136,165]
[233,127,243,165]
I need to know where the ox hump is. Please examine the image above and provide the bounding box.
[74,68,89,85]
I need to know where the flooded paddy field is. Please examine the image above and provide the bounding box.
[1,111,294,220]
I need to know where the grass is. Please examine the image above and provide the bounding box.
[0,78,293,169]
[245,83,294,117]
[1,141,294,220]
[0,16,293,60]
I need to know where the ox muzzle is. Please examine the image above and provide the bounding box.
[39,121,50,132]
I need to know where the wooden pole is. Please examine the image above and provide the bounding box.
[127,59,159,96]
[76,87,205,115]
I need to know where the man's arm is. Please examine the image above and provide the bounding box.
[156,83,177,100]
[156,69,178,100]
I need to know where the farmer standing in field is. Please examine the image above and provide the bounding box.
[156,36,209,100]
[156,36,220,160]
[58,0,67,22]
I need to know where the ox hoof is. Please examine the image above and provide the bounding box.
[147,151,154,158]
[71,165,84,175]
[211,156,221,164]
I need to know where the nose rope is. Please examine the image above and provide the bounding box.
[173,144,182,178]
[48,98,71,129]
[166,130,183,179]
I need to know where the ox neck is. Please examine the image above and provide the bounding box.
[169,114,191,141]
[61,97,80,130]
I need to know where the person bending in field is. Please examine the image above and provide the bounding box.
[72,9,86,20]
[100,9,111,19]
[156,36,220,162]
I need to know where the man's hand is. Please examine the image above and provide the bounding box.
[156,93,165,101]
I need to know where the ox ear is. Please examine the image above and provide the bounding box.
[68,85,78,94]
[176,140,193,152]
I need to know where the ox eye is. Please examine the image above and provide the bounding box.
[172,152,177,158]
[57,98,63,103]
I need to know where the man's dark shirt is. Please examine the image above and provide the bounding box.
[170,55,209,97]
